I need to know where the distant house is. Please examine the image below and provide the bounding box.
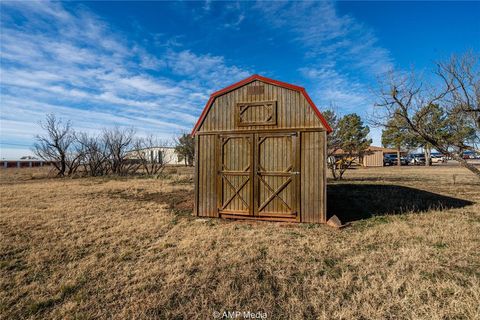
[332,146,406,167]
[2,159,53,168]
[127,147,184,165]
[362,146,404,167]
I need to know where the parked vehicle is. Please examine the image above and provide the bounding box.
[431,154,446,164]
[408,153,432,165]
[408,154,424,165]
[462,151,479,159]
[399,156,409,165]
[383,154,395,166]
[383,154,408,166]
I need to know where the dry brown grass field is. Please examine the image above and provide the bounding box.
[1,165,479,319]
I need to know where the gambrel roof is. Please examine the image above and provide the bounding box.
[191,74,333,135]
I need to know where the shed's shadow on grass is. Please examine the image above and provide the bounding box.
[107,189,193,215]
[327,184,474,223]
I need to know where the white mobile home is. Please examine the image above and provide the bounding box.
[128,147,184,165]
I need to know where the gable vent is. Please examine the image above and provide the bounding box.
[247,86,265,95]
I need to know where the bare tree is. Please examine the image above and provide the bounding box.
[436,52,480,131]
[103,127,139,175]
[323,109,342,158]
[132,135,172,175]
[76,132,109,176]
[374,53,480,177]
[33,113,80,176]
[323,109,343,178]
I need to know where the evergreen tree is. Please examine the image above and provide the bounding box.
[175,134,195,166]
[382,113,409,166]
[330,113,372,180]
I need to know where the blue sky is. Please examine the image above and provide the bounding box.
[1,1,479,159]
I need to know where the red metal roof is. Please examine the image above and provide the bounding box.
[191,74,333,135]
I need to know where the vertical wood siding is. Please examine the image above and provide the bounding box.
[198,80,325,133]
[197,135,218,217]
[194,79,328,223]
[300,131,327,223]
[363,150,384,167]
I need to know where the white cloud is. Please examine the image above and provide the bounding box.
[0,0,395,155]
[116,76,181,96]
[256,1,393,116]
[203,0,212,12]
[0,1,251,158]
[253,1,393,146]
[166,50,250,87]
[299,66,369,112]
[255,1,393,75]
[223,13,245,29]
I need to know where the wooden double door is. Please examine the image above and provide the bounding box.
[217,132,300,221]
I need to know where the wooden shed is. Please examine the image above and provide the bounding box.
[362,146,404,167]
[362,146,385,167]
[191,75,332,223]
